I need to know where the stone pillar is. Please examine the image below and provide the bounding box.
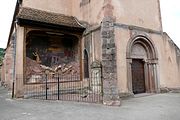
[91,61,102,93]
[153,64,158,92]
[15,26,25,98]
[101,17,120,106]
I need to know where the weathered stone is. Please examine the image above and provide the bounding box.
[101,16,120,106]
[103,67,116,73]
[169,88,180,93]
[103,73,117,79]
[160,87,170,93]
[102,59,116,66]
[101,31,114,38]
[102,43,115,49]
[91,61,102,93]
[102,54,114,60]
[103,100,121,106]
[91,60,102,69]
[119,92,134,98]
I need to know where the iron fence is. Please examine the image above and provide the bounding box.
[16,73,103,103]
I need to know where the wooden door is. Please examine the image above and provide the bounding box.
[131,59,145,94]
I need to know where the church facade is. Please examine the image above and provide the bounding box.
[1,0,180,105]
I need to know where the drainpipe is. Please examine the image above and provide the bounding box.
[12,21,17,98]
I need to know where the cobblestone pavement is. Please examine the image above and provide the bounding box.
[0,86,180,120]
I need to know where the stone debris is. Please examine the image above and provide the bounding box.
[28,75,43,83]
[40,65,54,72]
[54,63,79,75]
[26,57,80,83]
[26,57,43,77]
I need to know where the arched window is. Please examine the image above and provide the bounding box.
[84,49,89,78]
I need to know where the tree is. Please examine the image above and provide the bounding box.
[0,48,5,65]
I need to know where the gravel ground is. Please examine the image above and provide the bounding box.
[0,86,180,120]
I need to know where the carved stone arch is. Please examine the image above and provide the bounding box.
[126,35,159,94]
[127,35,158,60]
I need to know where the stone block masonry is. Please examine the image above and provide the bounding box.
[101,17,120,106]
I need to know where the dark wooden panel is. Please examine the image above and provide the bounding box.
[132,59,145,94]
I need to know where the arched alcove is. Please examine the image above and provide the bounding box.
[25,30,80,83]
[84,49,89,78]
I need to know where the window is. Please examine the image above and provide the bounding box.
[84,49,89,78]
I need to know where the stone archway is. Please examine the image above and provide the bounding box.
[127,36,158,94]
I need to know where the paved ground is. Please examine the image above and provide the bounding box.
[0,86,180,120]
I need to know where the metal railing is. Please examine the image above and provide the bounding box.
[16,73,103,103]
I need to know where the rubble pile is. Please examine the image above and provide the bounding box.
[26,57,43,77]
[26,57,80,83]
[53,62,80,75]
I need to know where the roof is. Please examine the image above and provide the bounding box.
[17,7,85,29]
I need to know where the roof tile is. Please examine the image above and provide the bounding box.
[17,7,84,28]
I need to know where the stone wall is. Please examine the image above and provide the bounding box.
[72,0,104,25]
[112,0,162,31]
[1,41,14,89]
[22,0,72,15]
[114,23,180,95]
[159,33,180,89]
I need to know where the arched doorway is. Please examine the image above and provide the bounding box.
[84,49,89,78]
[127,36,158,94]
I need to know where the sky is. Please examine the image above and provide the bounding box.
[0,0,180,48]
[160,0,180,48]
